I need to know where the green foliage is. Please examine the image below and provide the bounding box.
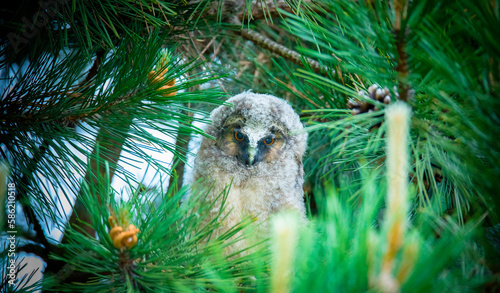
[44,169,268,292]
[289,177,482,292]
[41,167,487,292]
[1,0,499,291]
[264,0,500,222]
[0,0,216,59]
[0,33,226,232]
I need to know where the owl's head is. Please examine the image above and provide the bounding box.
[205,91,307,168]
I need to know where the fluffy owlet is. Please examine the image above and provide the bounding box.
[192,91,308,244]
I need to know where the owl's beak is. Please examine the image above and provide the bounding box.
[240,142,263,167]
[247,146,256,165]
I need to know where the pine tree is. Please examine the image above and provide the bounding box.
[1,0,499,291]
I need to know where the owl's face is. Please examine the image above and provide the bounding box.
[216,115,287,167]
[201,92,307,174]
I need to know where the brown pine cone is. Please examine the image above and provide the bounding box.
[347,84,393,115]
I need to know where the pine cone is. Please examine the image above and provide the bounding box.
[347,84,392,115]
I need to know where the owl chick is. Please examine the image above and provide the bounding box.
[192,91,308,244]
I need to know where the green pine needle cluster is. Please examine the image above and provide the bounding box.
[1,0,499,291]
[43,172,267,292]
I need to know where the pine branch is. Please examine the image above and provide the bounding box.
[393,0,410,102]
[164,69,199,192]
[167,122,192,193]
[240,27,324,73]
[57,42,138,242]
[80,50,105,87]
[190,0,326,74]
[49,114,132,281]
[63,117,132,240]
